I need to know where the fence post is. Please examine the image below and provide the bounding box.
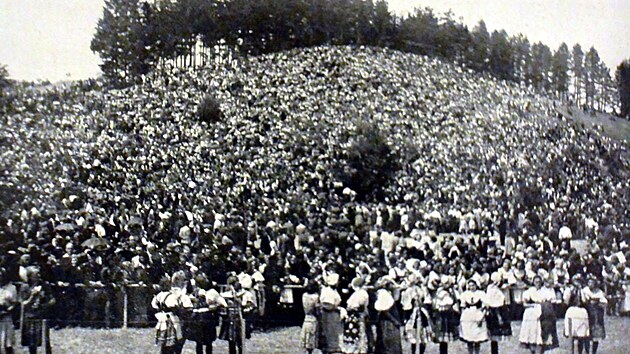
[123,286,128,329]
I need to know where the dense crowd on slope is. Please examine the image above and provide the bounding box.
[0,46,629,335]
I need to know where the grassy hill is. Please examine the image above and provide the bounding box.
[1,46,628,241]
[556,105,630,145]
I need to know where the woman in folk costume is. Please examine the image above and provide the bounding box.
[541,275,560,349]
[0,268,18,354]
[220,275,256,354]
[511,259,528,319]
[341,277,369,354]
[152,271,193,354]
[374,277,402,354]
[318,274,343,354]
[403,276,432,354]
[519,274,559,354]
[562,274,590,354]
[20,266,55,354]
[484,272,512,354]
[301,281,320,354]
[459,278,488,354]
[584,276,607,354]
[186,274,227,354]
[497,259,516,315]
[432,276,459,354]
[237,274,258,340]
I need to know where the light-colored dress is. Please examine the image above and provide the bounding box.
[0,283,18,350]
[563,287,589,338]
[301,293,319,350]
[459,290,488,343]
[519,287,558,351]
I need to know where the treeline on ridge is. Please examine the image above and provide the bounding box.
[91,0,626,117]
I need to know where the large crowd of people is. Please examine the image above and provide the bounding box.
[0,46,629,353]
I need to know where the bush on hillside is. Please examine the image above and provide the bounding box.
[197,94,222,123]
[337,121,400,202]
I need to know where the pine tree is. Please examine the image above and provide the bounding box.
[468,20,490,72]
[91,0,143,84]
[584,47,601,110]
[571,44,584,106]
[616,59,630,119]
[530,42,552,92]
[0,64,10,94]
[373,0,395,46]
[510,34,530,85]
[551,43,570,100]
[489,30,513,81]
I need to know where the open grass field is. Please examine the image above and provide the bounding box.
[13,317,630,353]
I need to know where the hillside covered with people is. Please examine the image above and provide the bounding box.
[1,45,627,282]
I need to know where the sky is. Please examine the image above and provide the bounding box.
[0,0,628,82]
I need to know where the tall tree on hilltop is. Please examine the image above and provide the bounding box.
[511,34,530,85]
[0,64,10,95]
[395,7,438,56]
[584,46,601,110]
[489,29,514,81]
[571,44,584,106]
[597,63,615,112]
[468,20,490,72]
[373,0,396,46]
[615,59,630,118]
[91,0,143,83]
[531,42,552,92]
[0,64,12,113]
[551,43,570,100]
[435,11,471,62]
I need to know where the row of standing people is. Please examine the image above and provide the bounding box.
[300,271,609,354]
[151,271,257,354]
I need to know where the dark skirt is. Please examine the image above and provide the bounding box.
[433,310,459,342]
[376,319,402,354]
[540,302,559,351]
[586,304,606,339]
[486,306,512,340]
[219,309,243,344]
[185,311,218,344]
[319,309,342,353]
[21,317,45,347]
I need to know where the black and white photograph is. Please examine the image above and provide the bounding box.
[1,0,629,353]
